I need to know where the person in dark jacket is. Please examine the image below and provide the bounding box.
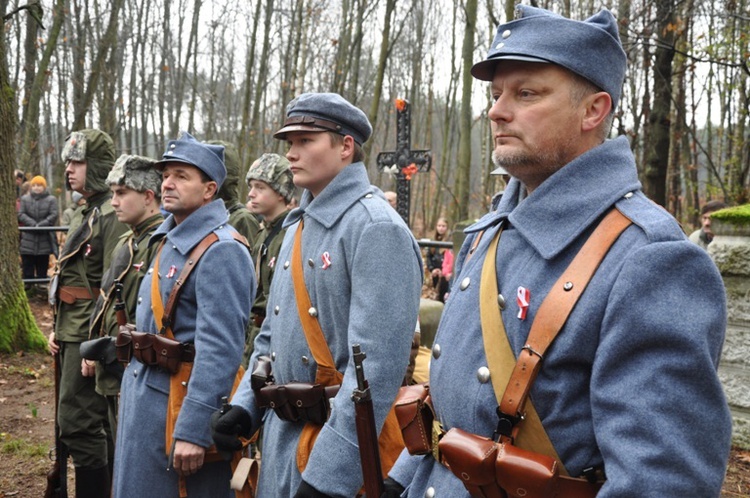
[18,175,59,290]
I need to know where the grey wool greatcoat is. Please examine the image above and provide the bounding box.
[231,162,423,497]
[388,136,733,497]
[112,199,255,497]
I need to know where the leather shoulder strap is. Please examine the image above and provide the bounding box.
[290,220,342,386]
[480,208,631,470]
[151,231,232,338]
[499,208,631,419]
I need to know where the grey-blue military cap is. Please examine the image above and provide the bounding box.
[273,92,373,145]
[472,5,627,110]
[155,131,227,188]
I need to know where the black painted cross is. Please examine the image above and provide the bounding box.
[376,99,431,226]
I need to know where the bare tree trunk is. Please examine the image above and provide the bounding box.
[239,0,262,170]
[642,0,674,207]
[170,0,202,137]
[453,0,477,223]
[71,0,124,131]
[19,0,65,174]
[364,0,396,161]
[0,0,47,353]
[249,0,274,159]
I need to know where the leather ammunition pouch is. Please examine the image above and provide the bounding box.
[115,325,195,375]
[58,285,100,305]
[394,383,435,455]
[251,356,340,425]
[439,427,559,498]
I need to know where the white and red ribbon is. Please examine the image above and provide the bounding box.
[84,244,92,256]
[517,286,530,320]
[133,261,144,272]
[166,265,177,279]
[321,252,332,269]
[268,256,276,269]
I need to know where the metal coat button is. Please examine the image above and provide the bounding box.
[497,293,505,310]
[308,259,315,268]
[432,343,441,359]
[147,268,153,274]
[425,487,435,498]
[459,277,471,290]
[308,307,318,317]
[271,352,276,361]
[624,192,634,199]
[477,366,491,383]
[502,29,511,38]
[283,261,290,270]
[274,306,280,315]
[365,193,373,198]
[137,297,142,304]
[302,355,309,365]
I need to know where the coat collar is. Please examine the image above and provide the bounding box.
[468,136,641,260]
[151,199,228,254]
[284,162,372,229]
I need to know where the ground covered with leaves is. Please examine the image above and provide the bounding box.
[0,296,748,497]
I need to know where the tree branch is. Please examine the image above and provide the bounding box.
[3,2,45,30]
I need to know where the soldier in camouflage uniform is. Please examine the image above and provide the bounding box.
[209,140,261,246]
[48,129,128,498]
[242,153,295,367]
[84,155,164,445]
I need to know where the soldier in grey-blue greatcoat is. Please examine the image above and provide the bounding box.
[384,5,732,498]
[112,133,255,497]
[212,93,423,497]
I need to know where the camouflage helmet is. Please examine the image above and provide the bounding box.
[107,154,162,198]
[245,153,294,203]
[61,129,116,194]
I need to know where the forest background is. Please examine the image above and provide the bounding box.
[0,0,748,349]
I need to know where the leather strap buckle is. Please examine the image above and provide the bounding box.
[493,407,523,441]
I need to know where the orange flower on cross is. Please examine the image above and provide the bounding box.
[402,163,418,180]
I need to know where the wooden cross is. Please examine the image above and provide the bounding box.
[376,99,431,226]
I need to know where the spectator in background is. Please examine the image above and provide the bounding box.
[18,175,59,292]
[62,191,86,226]
[689,200,728,250]
[15,169,25,209]
[384,190,397,209]
[425,217,452,302]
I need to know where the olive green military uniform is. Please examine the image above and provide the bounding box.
[210,139,261,246]
[242,209,290,367]
[88,213,163,439]
[52,130,127,488]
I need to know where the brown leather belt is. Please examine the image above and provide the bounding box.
[59,286,100,304]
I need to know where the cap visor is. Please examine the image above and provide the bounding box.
[273,124,328,140]
[154,157,197,170]
[471,54,550,81]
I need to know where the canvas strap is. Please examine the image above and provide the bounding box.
[480,208,631,474]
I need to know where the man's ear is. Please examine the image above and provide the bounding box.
[204,181,218,200]
[340,135,355,161]
[143,189,157,206]
[581,91,612,132]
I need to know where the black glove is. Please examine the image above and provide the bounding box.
[380,477,405,498]
[210,404,252,452]
[293,480,333,498]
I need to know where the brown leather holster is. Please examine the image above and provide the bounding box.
[115,325,195,375]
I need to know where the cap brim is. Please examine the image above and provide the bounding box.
[154,157,197,170]
[273,124,328,140]
[471,54,550,81]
